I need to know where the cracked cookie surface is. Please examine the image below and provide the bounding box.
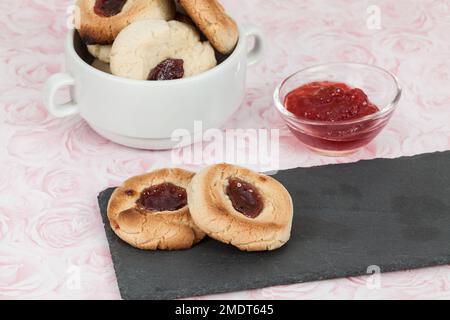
[107,168,205,250]
[187,164,293,251]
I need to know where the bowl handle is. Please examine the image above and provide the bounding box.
[43,73,79,118]
[244,25,265,67]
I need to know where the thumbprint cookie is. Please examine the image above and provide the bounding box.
[107,168,206,250]
[187,164,293,251]
[76,0,176,45]
[110,20,217,80]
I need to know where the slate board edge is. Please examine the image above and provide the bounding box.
[279,150,450,173]
[110,233,450,299]
[117,257,450,300]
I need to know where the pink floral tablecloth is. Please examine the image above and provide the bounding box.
[1,0,450,300]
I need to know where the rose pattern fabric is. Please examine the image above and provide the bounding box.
[0,0,449,299]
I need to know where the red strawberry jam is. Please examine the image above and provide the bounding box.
[148,59,184,81]
[226,178,263,219]
[94,0,128,17]
[136,183,187,212]
[284,81,384,154]
[285,81,379,122]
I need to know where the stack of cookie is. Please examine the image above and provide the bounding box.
[76,0,239,80]
[107,164,294,252]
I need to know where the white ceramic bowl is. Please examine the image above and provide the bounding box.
[44,23,265,150]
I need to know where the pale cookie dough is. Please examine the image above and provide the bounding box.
[107,168,206,250]
[76,0,176,45]
[188,164,294,251]
[179,0,239,54]
[110,20,217,80]
[87,44,111,63]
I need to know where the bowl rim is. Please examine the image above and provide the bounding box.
[67,22,245,86]
[273,62,402,126]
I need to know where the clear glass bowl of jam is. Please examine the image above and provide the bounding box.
[274,63,402,156]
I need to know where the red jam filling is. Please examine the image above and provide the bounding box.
[136,183,187,212]
[285,81,379,122]
[148,59,185,81]
[226,178,263,219]
[283,81,384,153]
[94,0,128,17]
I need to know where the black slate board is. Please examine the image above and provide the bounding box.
[98,151,450,300]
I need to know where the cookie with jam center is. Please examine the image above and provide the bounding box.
[107,168,205,250]
[76,0,176,45]
[110,20,217,80]
[187,164,293,251]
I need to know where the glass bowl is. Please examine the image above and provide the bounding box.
[274,63,402,156]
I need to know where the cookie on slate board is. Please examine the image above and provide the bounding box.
[110,20,217,80]
[76,0,176,45]
[188,164,294,251]
[179,0,239,54]
[107,168,206,250]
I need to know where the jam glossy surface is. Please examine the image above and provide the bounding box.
[136,183,187,212]
[285,81,379,122]
[284,81,385,154]
[94,0,128,17]
[148,59,184,81]
[226,178,263,219]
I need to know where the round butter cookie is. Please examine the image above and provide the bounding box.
[110,20,217,80]
[76,0,176,45]
[107,169,206,250]
[188,164,293,251]
[179,0,238,54]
